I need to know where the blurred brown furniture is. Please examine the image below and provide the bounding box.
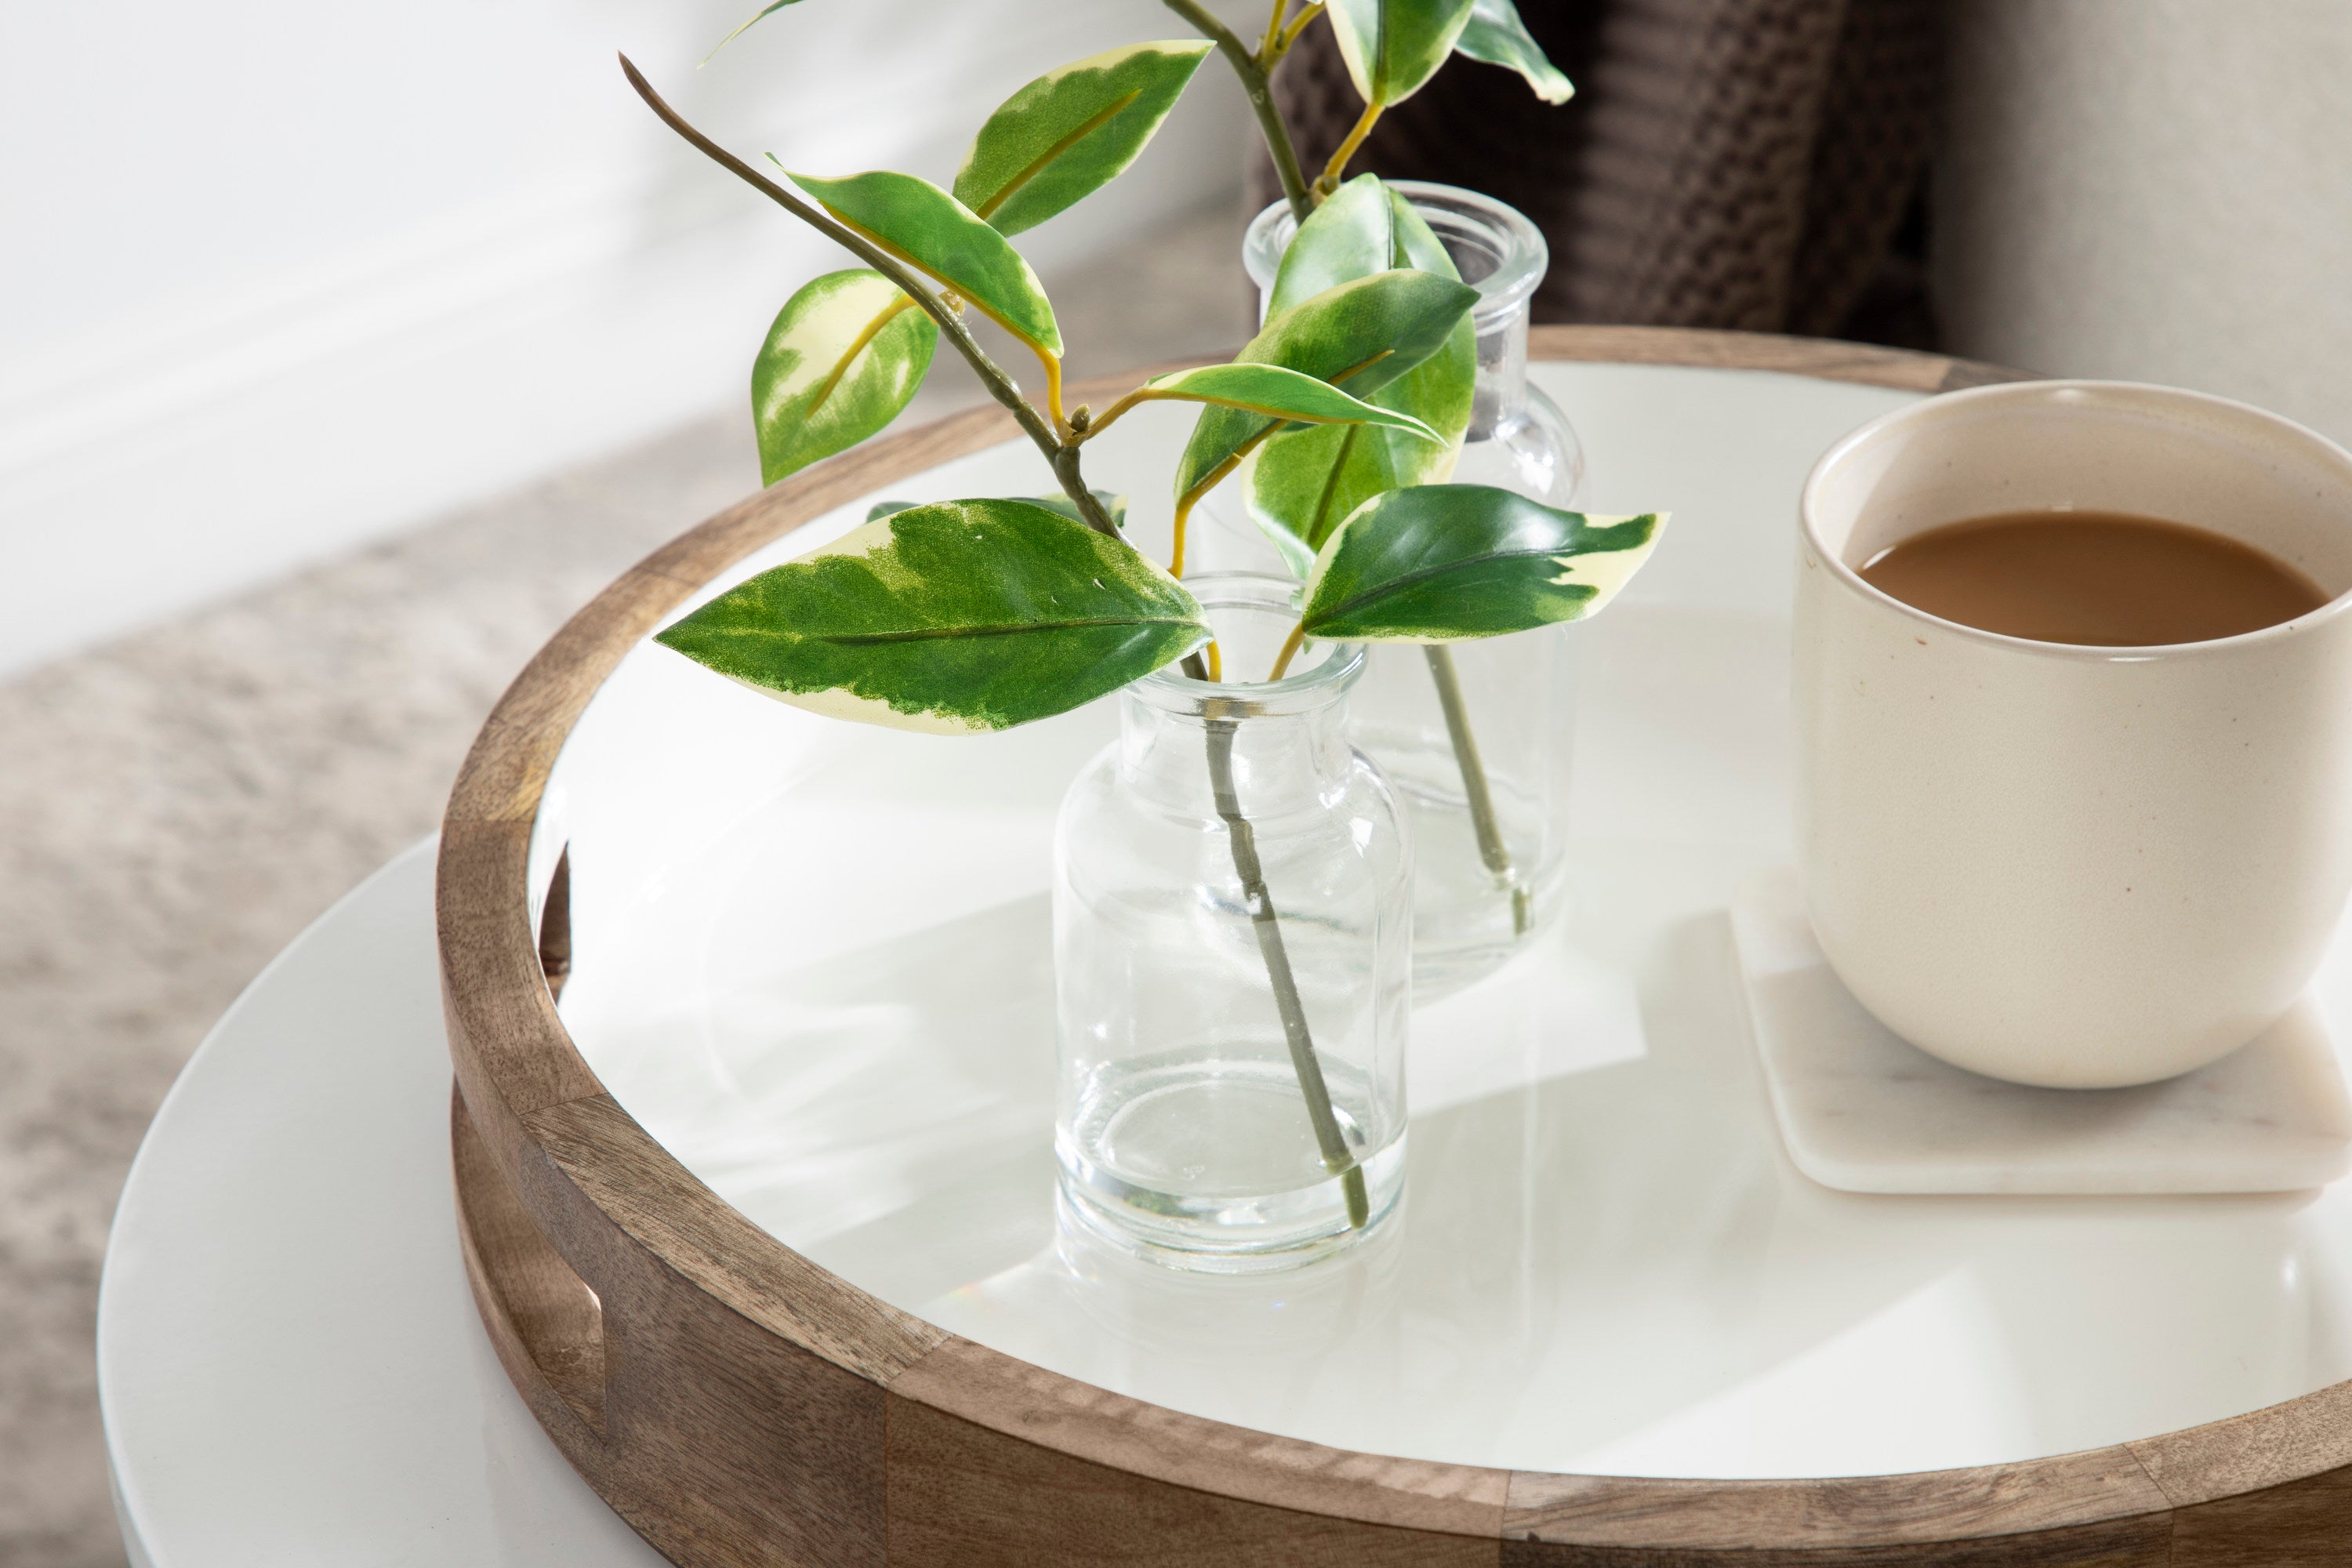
[1261,0,1940,346]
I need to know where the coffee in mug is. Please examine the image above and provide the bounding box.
[1796,382,2352,1088]
[1859,509,2329,648]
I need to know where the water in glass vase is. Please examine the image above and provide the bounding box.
[1053,575,1410,1272]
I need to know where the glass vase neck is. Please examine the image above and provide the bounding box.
[1122,573,1364,816]
[1243,181,1548,332]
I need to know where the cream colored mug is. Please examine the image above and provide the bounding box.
[1796,381,2352,1088]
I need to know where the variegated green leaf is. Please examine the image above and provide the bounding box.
[786,169,1062,354]
[1172,268,1477,499]
[1249,407,1459,575]
[867,491,1127,528]
[1327,0,1478,107]
[955,42,1213,236]
[1265,172,1457,316]
[1250,176,1476,572]
[1301,486,1665,641]
[753,270,937,486]
[706,0,808,60]
[1454,0,1573,103]
[1127,363,1444,440]
[655,499,1205,732]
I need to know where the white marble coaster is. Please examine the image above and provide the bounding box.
[1730,869,2352,1195]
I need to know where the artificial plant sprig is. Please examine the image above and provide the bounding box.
[621,56,1118,533]
[1148,2,1589,931]
[637,8,1643,1231]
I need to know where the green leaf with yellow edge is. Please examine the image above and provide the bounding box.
[1264,173,1457,316]
[1454,0,1573,103]
[753,269,937,486]
[786,169,1062,354]
[955,42,1213,236]
[1301,486,1666,641]
[1172,267,1476,500]
[1327,0,1478,107]
[1125,363,1445,441]
[1250,175,1476,572]
[655,499,1206,732]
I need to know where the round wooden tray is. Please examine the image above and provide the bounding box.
[439,327,2352,1566]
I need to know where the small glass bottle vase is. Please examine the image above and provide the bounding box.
[1053,574,1411,1272]
[1216,182,1586,993]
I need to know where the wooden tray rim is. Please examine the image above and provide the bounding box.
[437,325,2351,1552]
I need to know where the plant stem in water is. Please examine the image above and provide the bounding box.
[1184,652,1370,1228]
[1424,645,1530,935]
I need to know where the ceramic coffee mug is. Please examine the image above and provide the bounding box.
[1796,381,2352,1088]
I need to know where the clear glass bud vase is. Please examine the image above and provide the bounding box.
[1214,182,1584,993]
[1053,574,1411,1272]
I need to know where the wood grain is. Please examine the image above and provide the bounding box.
[2129,1377,2352,1508]
[452,1086,606,1438]
[1497,1513,2173,1567]
[526,1093,947,1388]
[887,1396,1501,1568]
[1502,1451,2173,1551]
[892,1334,1506,1537]
[1526,325,2032,394]
[439,328,2349,1566]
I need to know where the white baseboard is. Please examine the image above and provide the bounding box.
[0,13,1249,677]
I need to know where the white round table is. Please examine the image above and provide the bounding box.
[98,842,666,1566]
[101,353,2352,1562]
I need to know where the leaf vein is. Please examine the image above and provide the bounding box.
[975,89,1145,221]
[760,615,1201,647]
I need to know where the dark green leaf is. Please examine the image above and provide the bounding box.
[955,42,1213,236]
[1301,486,1664,641]
[753,269,937,485]
[786,169,1062,354]
[1172,267,1477,499]
[656,499,1206,731]
[1327,0,1478,107]
[1454,0,1573,102]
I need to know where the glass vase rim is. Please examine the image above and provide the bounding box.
[1134,571,1364,719]
[1243,180,1549,326]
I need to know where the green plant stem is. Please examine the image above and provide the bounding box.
[633,50,1363,1225]
[1160,0,1315,223]
[1188,654,1370,1229]
[1423,644,1530,935]
[1261,0,1290,56]
[621,55,1121,542]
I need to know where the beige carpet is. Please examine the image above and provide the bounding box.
[0,201,1249,1567]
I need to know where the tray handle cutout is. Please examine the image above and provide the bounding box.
[452,1086,607,1437]
[539,846,572,1002]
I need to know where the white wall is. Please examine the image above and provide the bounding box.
[1938,2,2352,447]
[0,2,1252,675]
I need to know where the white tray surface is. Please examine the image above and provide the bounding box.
[548,361,2352,1482]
